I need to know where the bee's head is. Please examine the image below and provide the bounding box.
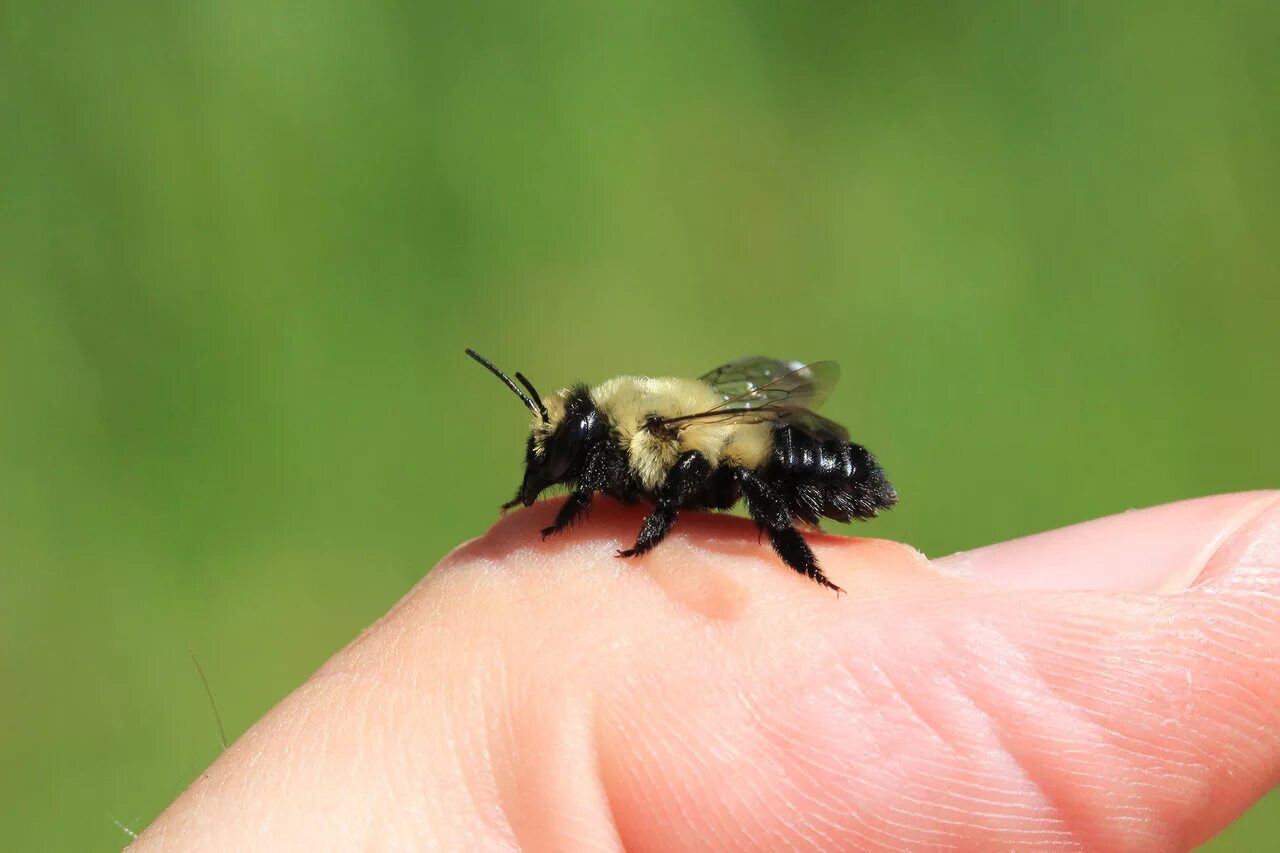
[466,349,606,506]
[519,388,606,504]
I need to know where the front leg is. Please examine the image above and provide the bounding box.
[541,489,593,538]
[540,447,609,538]
[618,451,710,558]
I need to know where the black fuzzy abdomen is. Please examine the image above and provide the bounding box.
[766,423,897,524]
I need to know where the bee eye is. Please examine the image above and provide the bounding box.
[546,415,592,479]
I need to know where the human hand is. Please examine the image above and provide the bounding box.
[136,492,1280,850]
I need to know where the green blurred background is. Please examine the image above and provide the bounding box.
[2,2,1277,849]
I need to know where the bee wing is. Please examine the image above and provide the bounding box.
[658,406,851,441]
[658,358,844,433]
[698,357,840,412]
[778,408,850,442]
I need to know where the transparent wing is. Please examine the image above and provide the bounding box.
[657,357,844,432]
[780,409,850,442]
[698,356,840,411]
[658,406,851,441]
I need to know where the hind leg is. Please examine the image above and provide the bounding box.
[737,469,842,593]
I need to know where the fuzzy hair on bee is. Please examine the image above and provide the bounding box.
[466,349,897,592]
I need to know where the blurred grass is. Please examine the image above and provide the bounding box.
[1,2,1278,849]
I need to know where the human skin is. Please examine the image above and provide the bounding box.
[136,491,1280,851]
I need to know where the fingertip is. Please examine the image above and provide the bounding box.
[1194,492,1280,588]
[932,491,1280,593]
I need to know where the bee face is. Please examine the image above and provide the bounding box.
[519,390,607,506]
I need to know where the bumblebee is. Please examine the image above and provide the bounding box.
[466,349,897,592]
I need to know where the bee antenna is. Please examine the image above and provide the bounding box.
[465,348,542,420]
[514,371,548,421]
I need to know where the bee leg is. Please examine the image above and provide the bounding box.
[737,469,843,593]
[766,527,842,594]
[541,489,593,539]
[617,504,676,558]
[541,448,610,538]
[618,451,710,558]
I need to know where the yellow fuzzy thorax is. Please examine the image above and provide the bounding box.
[532,376,773,491]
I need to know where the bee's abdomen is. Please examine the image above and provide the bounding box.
[766,424,897,523]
